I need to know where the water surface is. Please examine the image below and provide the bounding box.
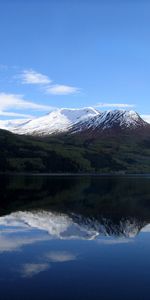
[0,175,150,300]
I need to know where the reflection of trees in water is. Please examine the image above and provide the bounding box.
[0,175,150,236]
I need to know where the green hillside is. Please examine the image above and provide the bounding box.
[0,129,150,173]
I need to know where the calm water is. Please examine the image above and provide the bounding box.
[0,175,150,300]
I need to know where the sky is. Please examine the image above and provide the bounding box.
[0,0,150,121]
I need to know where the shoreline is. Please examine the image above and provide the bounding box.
[1,172,150,177]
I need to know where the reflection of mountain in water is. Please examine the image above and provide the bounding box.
[0,210,147,239]
[0,175,150,238]
[71,214,145,238]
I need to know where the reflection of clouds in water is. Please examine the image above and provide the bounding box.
[0,234,49,253]
[21,263,50,278]
[0,211,78,276]
[0,210,145,251]
[141,224,150,232]
[97,238,133,245]
[0,228,29,234]
[21,251,77,278]
[0,210,97,256]
[45,251,77,263]
[0,211,142,279]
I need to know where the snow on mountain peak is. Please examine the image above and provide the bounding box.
[70,109,149,134]
[59,107,99,122]
[98,110,147,129]
[7,107,99,136]
[0,107,148,136]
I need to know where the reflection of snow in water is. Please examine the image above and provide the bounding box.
[0,210,147,279]
[0,211,99,240]
[0,210,144,243]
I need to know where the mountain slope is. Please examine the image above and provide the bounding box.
[7,107,99,136]
[70,110,149,135]
[0,118,31,131]
[0,128,150,173]
[0,108,149,136]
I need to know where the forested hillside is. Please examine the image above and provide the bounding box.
[0,129,150,173]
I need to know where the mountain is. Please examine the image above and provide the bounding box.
[0,107,150,173]
[3,107,99,136]
[70,110,149,135]
[0,108,149,136]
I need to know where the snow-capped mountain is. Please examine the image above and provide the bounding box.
[70,110,149,134]
[6,107,99,136]
[0,118,31,131]
[0,107,149,136]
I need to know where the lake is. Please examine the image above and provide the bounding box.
[0,175,150,300]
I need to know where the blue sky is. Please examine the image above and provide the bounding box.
[0,0,150,120]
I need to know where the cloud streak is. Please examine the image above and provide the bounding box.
[97,238,133,245]
[0,111,33,118]
[94,103,135,109]
[0,93,55,118]
[141,115,150,124]
[46,84,79,95]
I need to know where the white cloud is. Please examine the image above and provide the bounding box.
[19,69,80,95]
[0,93,55,118]
[46,84,79,95]
[21,69,51,85]
[141,115,150,124]
[94,103,135,108]
[0,111,33,118]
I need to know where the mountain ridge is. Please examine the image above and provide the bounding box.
[0,107,149,137]
[0,107,150,173]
